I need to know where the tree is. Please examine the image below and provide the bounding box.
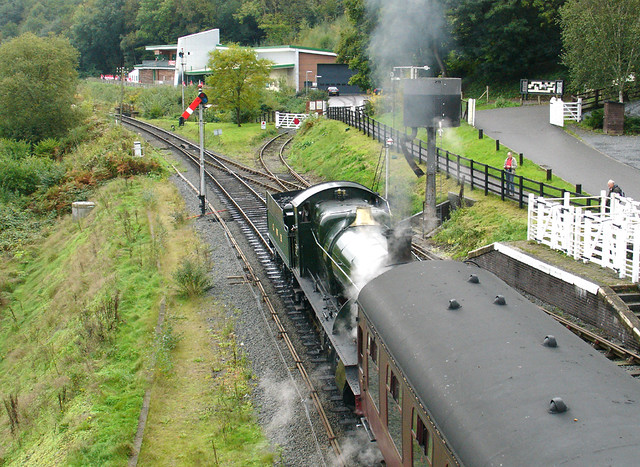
[560,0,640,102]
[336,0,377,90]
[71,0,126,75]
[338,0,451,90]
[0,33,80,143]
[235,0,326,44]
[205,45,272,127]
[447,0,564,83]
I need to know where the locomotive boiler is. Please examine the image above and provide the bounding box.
[267,181,412,405]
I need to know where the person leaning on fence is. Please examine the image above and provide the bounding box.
[607,179,624,197]
[606,179,625,212]
[504,151,517,195]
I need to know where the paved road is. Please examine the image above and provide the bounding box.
[475,105,640,199]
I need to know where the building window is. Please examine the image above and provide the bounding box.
[367,333,379,411]
[387,367,403,455]
[412,409,433,466]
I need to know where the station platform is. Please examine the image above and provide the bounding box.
[467,241,640,352]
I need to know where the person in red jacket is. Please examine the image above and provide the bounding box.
[504,151,517,195]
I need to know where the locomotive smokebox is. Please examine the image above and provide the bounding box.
[403,78,461,128]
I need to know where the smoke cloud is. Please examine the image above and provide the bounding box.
[367,0,448,84]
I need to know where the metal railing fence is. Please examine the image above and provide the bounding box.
[327,106,592,209]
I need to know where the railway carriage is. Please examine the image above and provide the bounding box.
[357,260,640,466]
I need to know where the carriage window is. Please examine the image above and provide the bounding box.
[412,409,433,466]
[367,334,379,411]
[387,367,403,455]
[357,326,363,366]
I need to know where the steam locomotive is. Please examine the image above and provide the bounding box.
[267,181,640,465]
[267,181,412,407]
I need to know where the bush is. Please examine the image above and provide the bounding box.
[0,156,64,196]
[0,139,31,160]
[173,256,212,297]
[625,115,640,134]
[34,138,62,159]
[138,86,182,119]
[583,109,604,129]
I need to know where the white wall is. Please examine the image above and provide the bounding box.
[174,28,220,85]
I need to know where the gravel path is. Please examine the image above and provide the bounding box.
[161,150,335,466]
[573,101,640,171]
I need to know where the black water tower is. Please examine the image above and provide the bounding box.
[403,78,461,129]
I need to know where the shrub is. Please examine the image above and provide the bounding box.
[583,109,604,129]
[0,156,63,196]
[173,256,212,297]
[0,139,31,160]
[625,115,640,134]
[34,138,62,159]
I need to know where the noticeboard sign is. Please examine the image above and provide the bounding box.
[520,79,564,96]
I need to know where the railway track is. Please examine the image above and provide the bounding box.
[123,115,640,463]
[541,308,640,377]
[122,116,353,465]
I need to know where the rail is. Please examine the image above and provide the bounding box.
[327,107,593,209]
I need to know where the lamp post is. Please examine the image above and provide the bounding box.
[305,70,312,95]
[179,49,185,110]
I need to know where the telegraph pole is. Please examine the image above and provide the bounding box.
[198,94,206,216]
[118,66,126,124]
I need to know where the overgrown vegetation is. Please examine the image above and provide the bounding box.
[173,254,213,298]
[0,139,272,465]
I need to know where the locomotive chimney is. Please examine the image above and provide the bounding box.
[385,225,413,264]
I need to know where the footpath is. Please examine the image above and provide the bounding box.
[474,104,640,199]
[469,103,640,352]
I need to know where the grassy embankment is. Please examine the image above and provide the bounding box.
[0,118,272,465]
[286,117,530,258]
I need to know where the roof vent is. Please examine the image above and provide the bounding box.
[549,397,568,414]
[542,335,557,348]
[493,295,506,305]
[468,274,479,284]
[448,299,461,310]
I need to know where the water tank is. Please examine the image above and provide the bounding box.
[403,78,461,128]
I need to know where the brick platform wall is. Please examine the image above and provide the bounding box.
[472,248,640,352]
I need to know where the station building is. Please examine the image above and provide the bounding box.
[129,28,339,93]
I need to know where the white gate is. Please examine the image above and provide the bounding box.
[275,111,309,129]
[528,192,640,282]
[550,97,582,127]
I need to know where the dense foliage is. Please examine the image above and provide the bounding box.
[560,0,640,101]
[205,45,273,126]
[0,0,568,87]
[0,33,81,143]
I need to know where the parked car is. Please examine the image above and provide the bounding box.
[328,86,339,96]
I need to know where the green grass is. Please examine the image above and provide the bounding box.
[289,118,427,218]
[0,117,272,465]
[288,117,534,257]
[148,118,278,166]
[373,112,581,196]
[432,195,529,258]
[0,178,163,465]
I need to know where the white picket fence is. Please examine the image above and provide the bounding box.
[275,111,309,129]
[528,192,640,282]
